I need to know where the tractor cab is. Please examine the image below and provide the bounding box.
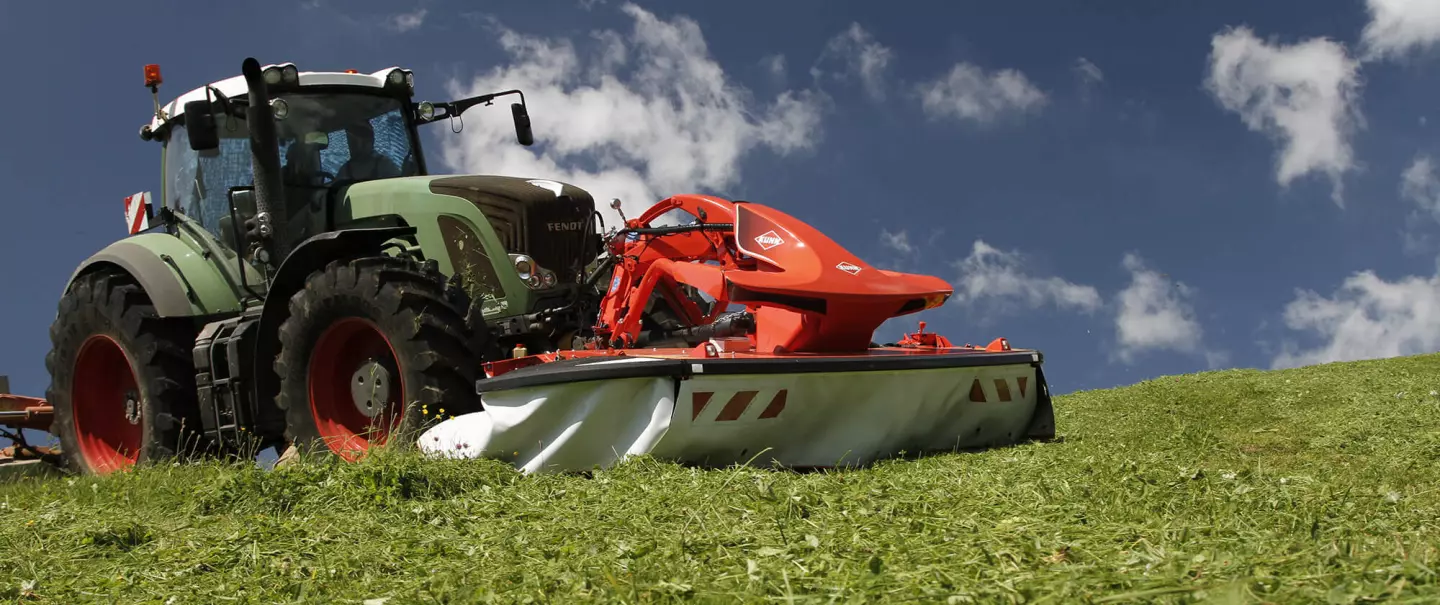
[146,64,428,262]
[140,61,533,274]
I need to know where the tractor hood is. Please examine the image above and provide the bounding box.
[427,175,599,286]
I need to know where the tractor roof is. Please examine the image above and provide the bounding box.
[149,62,410,131]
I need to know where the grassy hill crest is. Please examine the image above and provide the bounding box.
[3,354,1438,603]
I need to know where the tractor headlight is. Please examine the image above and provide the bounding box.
[264,67,283,85]
[511,254,535,280]
[270,98,289,120]
[385,69,414,94]
[509,254,557,289]
[417,102,435,121]
[282,64,298,84]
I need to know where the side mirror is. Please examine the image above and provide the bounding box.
[511,103,534,146]
[183,99,220,151]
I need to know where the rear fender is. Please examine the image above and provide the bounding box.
[250,226,421,423]
[64,234,243,318]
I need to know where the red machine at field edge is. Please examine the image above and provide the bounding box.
[481,193,1032,381]
[426,193,1053,473]
[592,194,952,354]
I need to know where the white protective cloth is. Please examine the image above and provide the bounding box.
[420,375,674,473]
[418,357,1042,473]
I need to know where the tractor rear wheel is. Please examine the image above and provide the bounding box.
[273,256,480,461]
[44,271,204,475]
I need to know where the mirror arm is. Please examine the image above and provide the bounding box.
[177,88,248,127]
[419,89,525,124]
[207,87,250,120]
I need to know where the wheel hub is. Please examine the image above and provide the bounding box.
[123,391,141,425]
[71,333,144,474]
[307,316,405,459]
[350,360,392,419]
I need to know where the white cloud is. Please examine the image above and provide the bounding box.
[1272,269,1440,368]
[917,63,1047,125]
[761,54,787,81]
[1203,25,1363,205]
[810,23,894,101]
[1360,0,1440,61]
[1074,57,1104,86]
[879,229,914,255]
[386,8,427,32]
[436,3,825,219]
[1402,153,1440,219]
[1113,253,1212,364]
[950,240,1102,313]
[1397,154,1440,252]
[891,236,1221,367]
[590,29,627,72]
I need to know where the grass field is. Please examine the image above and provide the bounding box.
[2,354,1439,603]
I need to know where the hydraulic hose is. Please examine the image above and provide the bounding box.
[623,223,734,236]
[631,311,755,348]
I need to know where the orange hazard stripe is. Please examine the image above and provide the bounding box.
[994,378,1011,402]
[969,378,1018,403]
[691,389,789,421]
[692,391,714,420]
[758,390,787,419]
[715,391,758,421]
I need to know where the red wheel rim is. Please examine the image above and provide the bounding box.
[71,334,143,474]
[307,317,405,461]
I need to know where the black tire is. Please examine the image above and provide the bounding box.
[273,256,481,460]
[44,271,205,475]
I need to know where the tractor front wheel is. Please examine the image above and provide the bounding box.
[274,256,480,461]
[44,271,204,475]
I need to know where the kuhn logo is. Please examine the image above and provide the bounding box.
[836,261,862,275]
[754,230,784,250]
[547,221,586,231]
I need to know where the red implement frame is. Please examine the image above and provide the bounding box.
[482,194,1027,379]
[592,194,953,354]
[0,394,51,432]
[1,392,55,467]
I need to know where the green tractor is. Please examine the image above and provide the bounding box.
[45,58,606,474]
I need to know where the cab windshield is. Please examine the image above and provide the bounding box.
[163,90,420,245]
[273,92,418,186]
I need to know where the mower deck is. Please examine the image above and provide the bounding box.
[418,193,1058,473]
[420,342,1055,473]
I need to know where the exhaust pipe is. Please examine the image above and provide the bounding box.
[241,57,289,265]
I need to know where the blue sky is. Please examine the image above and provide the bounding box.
[2,0,1440,399]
